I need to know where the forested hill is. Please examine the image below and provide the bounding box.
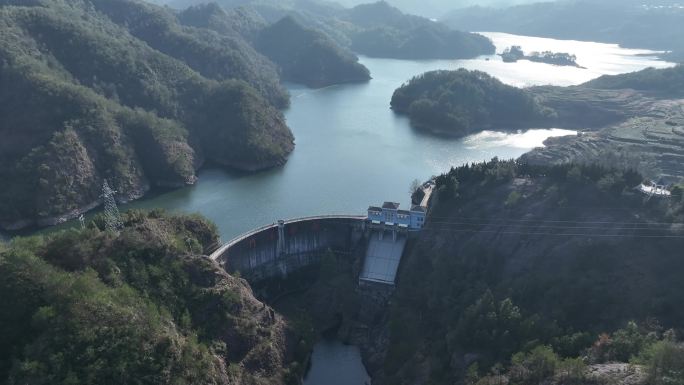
[340,1,495,60]
[255,16,370,87]
[390,69,553,136]
[179,5,371,87]
[381,160,684,385]
[0,0,294,230]
[0,211,299,384]
[169,0,496,60]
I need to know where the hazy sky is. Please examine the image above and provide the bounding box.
[332,0,552,17]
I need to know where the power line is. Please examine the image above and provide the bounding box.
[427,220,684,231]
[426,215,684,226]
[421,226,684,239]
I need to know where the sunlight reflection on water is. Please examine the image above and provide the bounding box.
[464,129,577,150]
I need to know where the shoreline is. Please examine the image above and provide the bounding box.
[0,150,294,234]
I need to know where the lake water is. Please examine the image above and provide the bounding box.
[110,33,672,242]
[1,33,674,382]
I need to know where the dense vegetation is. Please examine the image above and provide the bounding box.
[391,69,553,136]
[178,4,370,88]
[173,0,495,60]
[383,159,684,384]
[340,1,495,60]
[585,64,684,97]
[178,3,268,41]
[0,210,294,384]
[0,0,295,230]
[443,0,684,62]
[502,46,581,67]
[255,16,370,87]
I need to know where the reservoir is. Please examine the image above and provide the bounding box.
[114,32,672,242]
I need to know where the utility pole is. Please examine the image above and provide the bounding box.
[102,180,123,233]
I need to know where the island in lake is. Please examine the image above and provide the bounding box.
[500,45,584,68]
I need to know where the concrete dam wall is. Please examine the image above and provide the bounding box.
[210,216,367,281]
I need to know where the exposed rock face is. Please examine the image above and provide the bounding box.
[184,256,291,384]
[588,363,646,385]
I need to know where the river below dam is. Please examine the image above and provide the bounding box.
[0,32,675,382]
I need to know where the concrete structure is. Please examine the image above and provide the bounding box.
[211,186,434,285]
[210,216,366,281]
[367,202,426,231]
[359,232,407,285]
[360,192,433,286]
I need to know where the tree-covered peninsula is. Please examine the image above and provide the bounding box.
[390,69,553,136]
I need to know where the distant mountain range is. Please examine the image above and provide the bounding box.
[444,0,684,61]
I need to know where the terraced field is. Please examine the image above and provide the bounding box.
[523,88,684,182]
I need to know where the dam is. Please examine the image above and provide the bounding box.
[210,184,433,285]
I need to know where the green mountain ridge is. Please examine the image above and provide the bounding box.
[169,0,496,60]
[0,0,294,230]
[178,5,371,88]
